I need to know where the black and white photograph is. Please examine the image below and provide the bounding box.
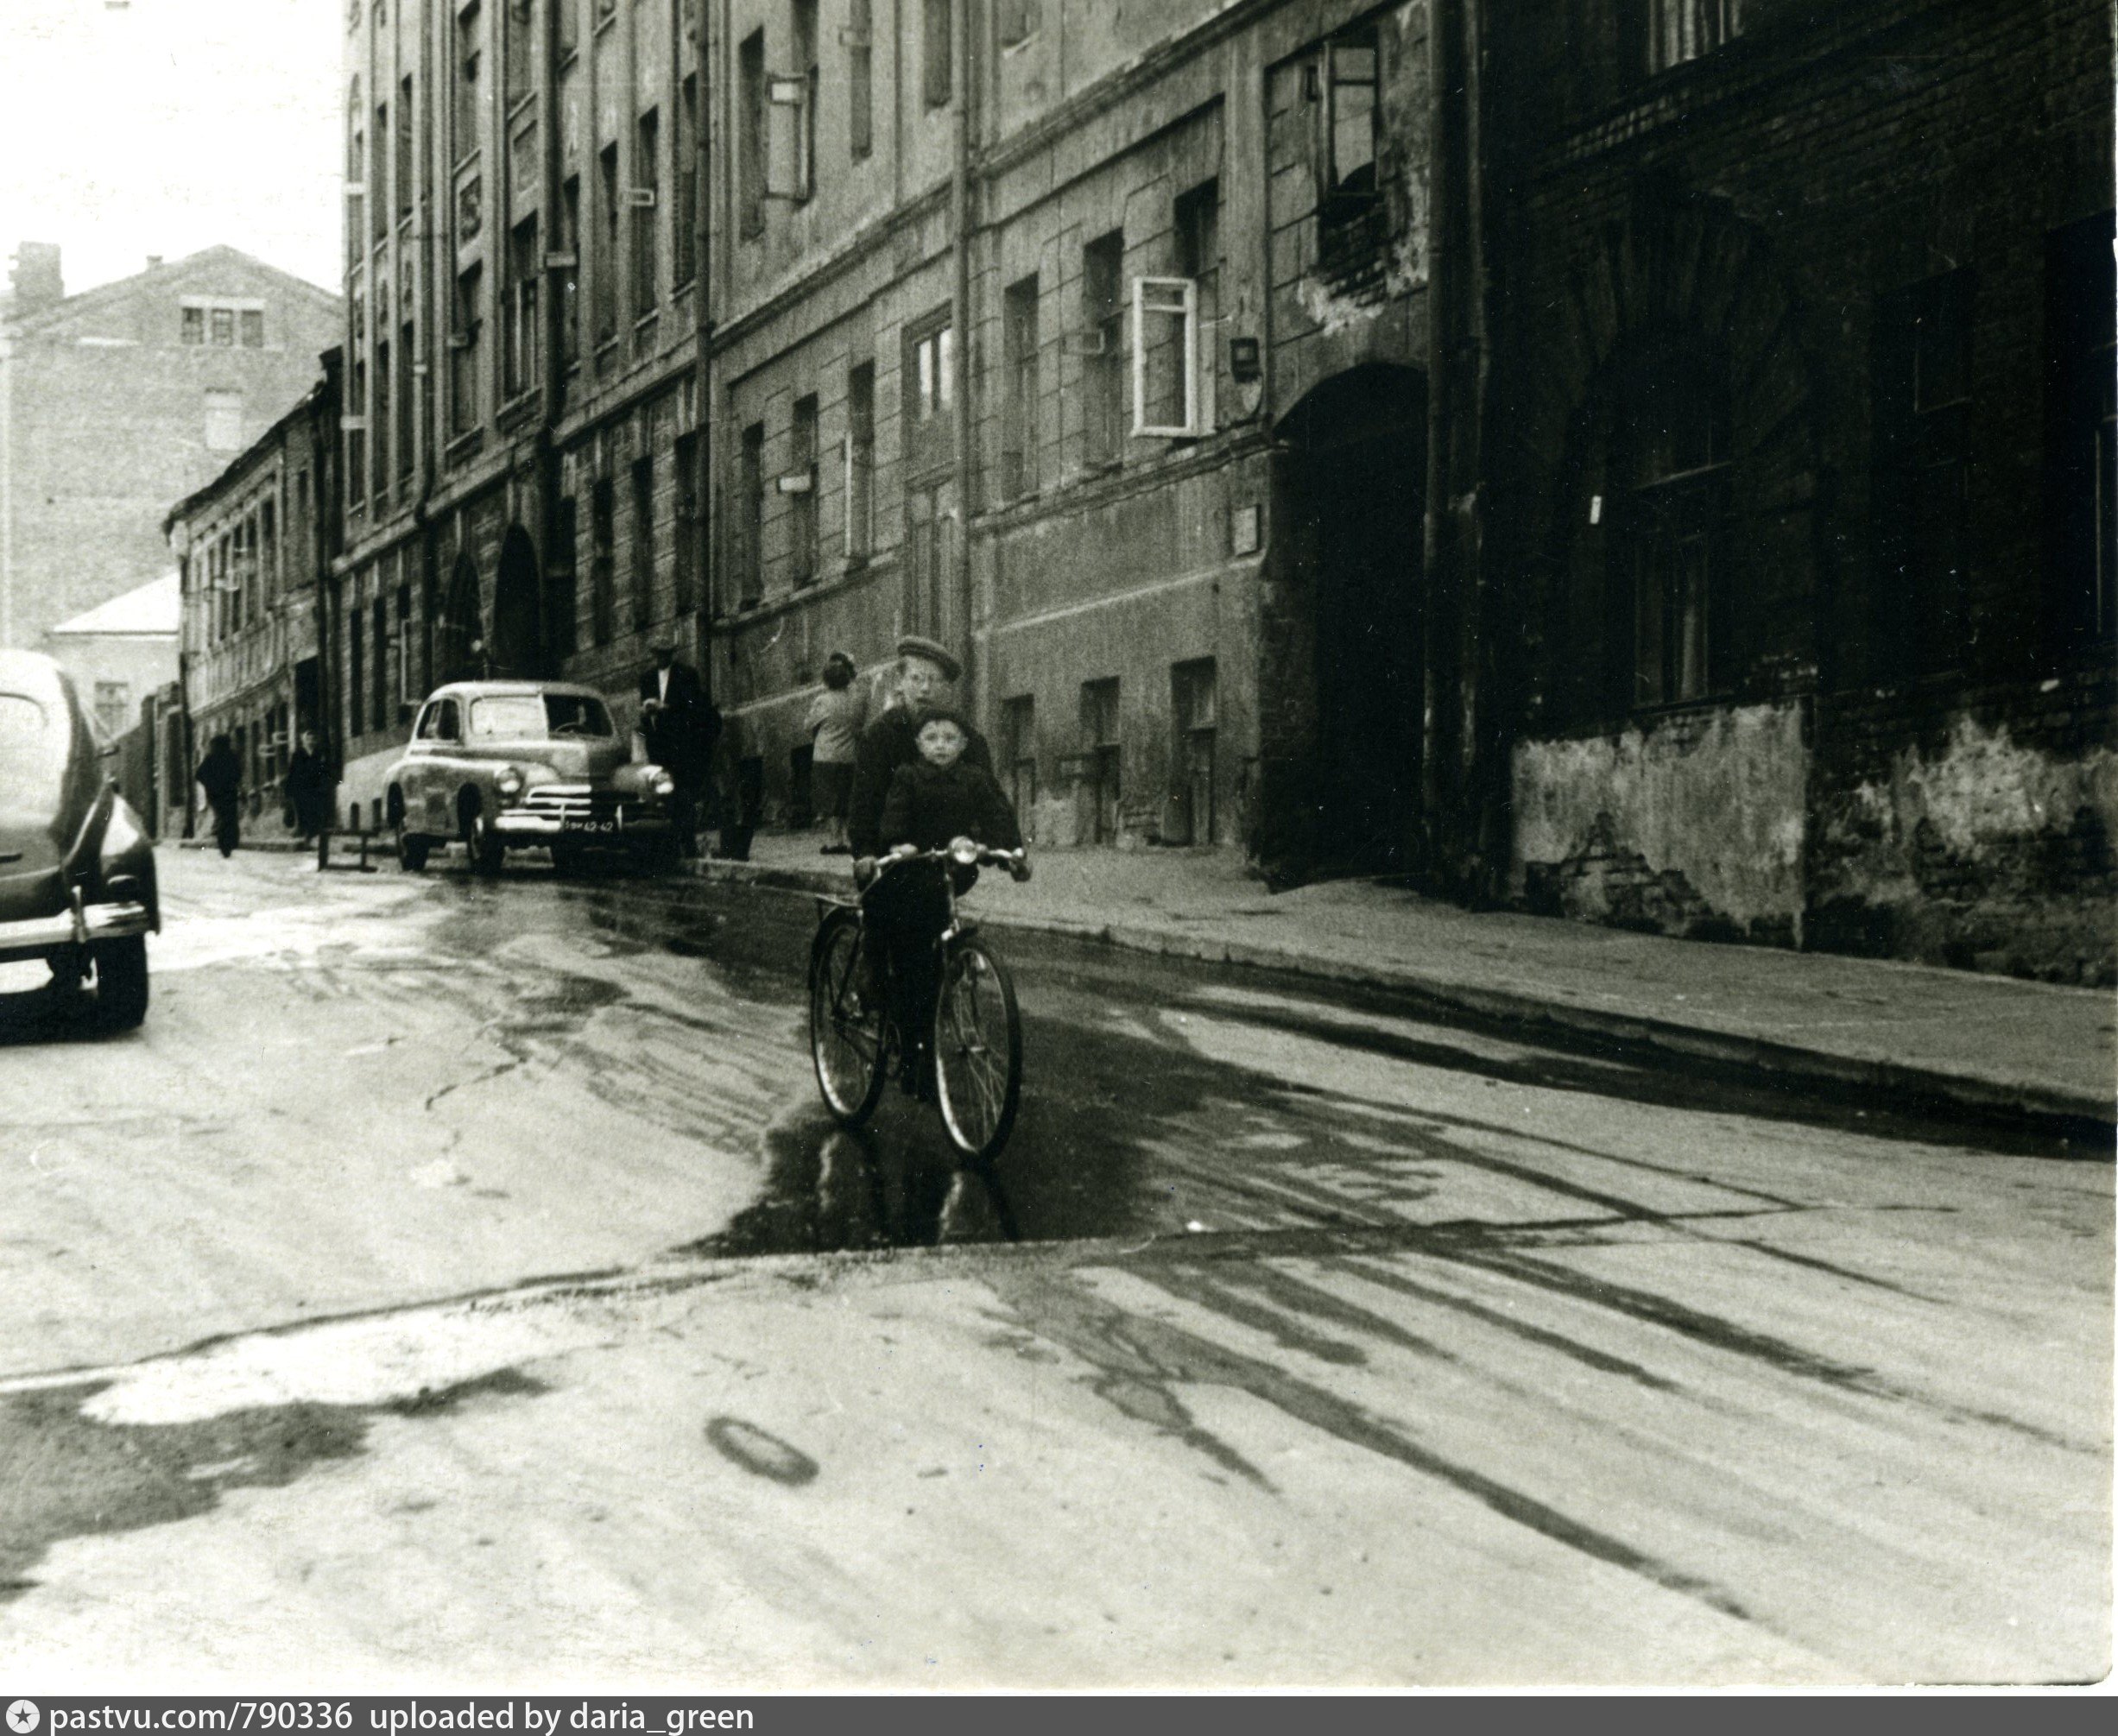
[0,0,2111,1697]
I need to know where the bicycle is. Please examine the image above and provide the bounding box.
[808,837,1029,1164]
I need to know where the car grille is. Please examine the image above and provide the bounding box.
[517,784,623,824]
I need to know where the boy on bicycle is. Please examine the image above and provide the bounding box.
[869,707,1028,1094]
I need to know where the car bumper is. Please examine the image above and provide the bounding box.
[490,809,674,843]
[0,899,154,963]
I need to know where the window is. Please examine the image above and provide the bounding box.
[999,0,1042,48]
[739,30,766,238]
[397,75,415,219]
[630,452,654,629]
[1081,679,1120,844]
[455,2,482,164]
[591,473,616,644]
[238,308,266,349]
[675,74,699,285]
[1002,275,1040,498]
[905,483,950,635]
[1171,659,1217,845]
[505,217,540,399]
[92,682,132,742]
[550,494,579,658]
[923,0,952,109]
[211,306,236,347]
[1321,28,1379,219]
[1627,0,1745,79]
[1002,694,1036,827]
[373,101,390,241]
[634,109,660,317]
[205,388,243,452]
[848,0,873,158]
[181,306,205,345]
[347,602,364,737]
[787,0,819,203]
[905,313,955,476]
[1082,231,1125,465]
[789,394,819,588]
[504,0,532,106]
[451,264,484,434]
[397,318,415,478]
[2045,211,2117,647]
[347,83,365,260]
[597,142,620,344]
[1875,272,1973,679]
[262,499,278,601]
[845,361,876,559]
[1177,179,1220,432]
[347,361,367,502]
[1134,278,1199,438]
[1618,344,1729,706]
[374,338,391,494]
[673,430,700,614]
[738,422,766,608]
[560,174,582,365]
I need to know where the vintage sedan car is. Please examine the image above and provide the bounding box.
[385,680,680,874]
[0,650,158,1028]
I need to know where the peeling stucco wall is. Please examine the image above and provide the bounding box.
[1809,710,2118,983]
[1511,702,1809,945]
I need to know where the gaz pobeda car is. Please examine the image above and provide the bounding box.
[384,679,680,875]
[0,650,158,1029]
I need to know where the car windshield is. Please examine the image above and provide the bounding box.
[465,693,615,741]
[0,693,51,791]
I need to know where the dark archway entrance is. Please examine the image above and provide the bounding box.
[490,526,544,679]
[434,554,484,685]
[1268,363,1427,877]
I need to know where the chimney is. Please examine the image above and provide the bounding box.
[7,243,64,317]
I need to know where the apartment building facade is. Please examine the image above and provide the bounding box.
[334,0,711,830]
[0,244,343,656]
[707,0,1439,870]
[167,361,344,843]
[1482,0,2115,980]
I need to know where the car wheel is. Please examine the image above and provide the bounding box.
[467,808,505,877]
[396,820,430,872]
[92,935,149,1031]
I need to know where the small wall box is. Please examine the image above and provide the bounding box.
[1229,337,1262,382]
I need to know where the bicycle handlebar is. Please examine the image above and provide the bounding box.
[871,838,1031,882]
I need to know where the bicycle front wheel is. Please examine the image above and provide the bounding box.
[933,935,1022,1163]
[810,910,888,1127]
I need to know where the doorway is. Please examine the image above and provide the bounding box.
[435,554,484,685]
[1271,364,1426,875]
[491,525,544,679]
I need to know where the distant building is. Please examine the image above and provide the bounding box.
[166,359,344,839]
[0,243,343,657]
[42,570,180,740]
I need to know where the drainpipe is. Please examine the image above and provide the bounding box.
[692,0,713,698]
[950,0,975,711]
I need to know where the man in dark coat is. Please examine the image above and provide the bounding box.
[639,638,719,856]
[195,734,242,858]
[283,728,330,843]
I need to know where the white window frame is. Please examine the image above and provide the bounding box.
[1131,276,1199,439]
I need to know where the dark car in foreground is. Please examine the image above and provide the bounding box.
[0,650,159,1029]
[384,680,680,875]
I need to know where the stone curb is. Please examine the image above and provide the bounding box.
[686,856,2114,1137]
[174,836,314,854]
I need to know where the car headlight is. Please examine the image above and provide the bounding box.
[496,765,525,799]
[649,770,676,799]
[948,835,981,866]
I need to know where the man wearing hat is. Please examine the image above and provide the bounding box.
[639,635,718,856]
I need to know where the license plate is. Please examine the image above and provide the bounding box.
[560,815,623,835]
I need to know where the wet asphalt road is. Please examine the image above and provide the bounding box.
[0,846,2109,1688]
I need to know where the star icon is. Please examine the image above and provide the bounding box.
[7,1702,40,1735]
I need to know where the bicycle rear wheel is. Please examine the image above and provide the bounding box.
[810,910,888,1127]
[933,935,1022,1163]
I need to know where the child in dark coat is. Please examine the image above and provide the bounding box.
[868,708,1027,1095]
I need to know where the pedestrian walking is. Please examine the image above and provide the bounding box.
[638,637,719,857]
[283,728,330,843]
[804,651,867,854]
[195,734,243,859]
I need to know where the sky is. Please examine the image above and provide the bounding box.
[0,0,342,298]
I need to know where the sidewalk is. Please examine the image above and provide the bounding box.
[701,827,2116,1133]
